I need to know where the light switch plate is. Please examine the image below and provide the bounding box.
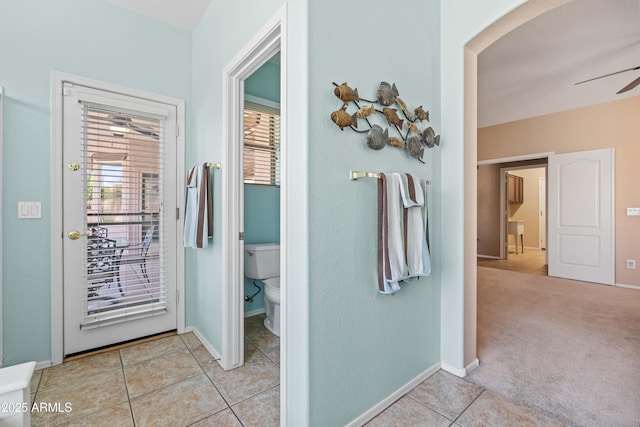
[18,201,42,219]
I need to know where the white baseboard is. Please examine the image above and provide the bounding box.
[441,358,480,378]
[345,362,440,427]
[615,282,640,290]
[477,254,501,259]
[466,358,480,374]
[441,362,467,377]
[36,360,52,370]
[184,326,221,360]
[244,308,266,318]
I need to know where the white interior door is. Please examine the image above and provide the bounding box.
[62,83,178,355]
[548,148,614,285]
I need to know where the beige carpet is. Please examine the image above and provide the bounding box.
[467,267,640,427]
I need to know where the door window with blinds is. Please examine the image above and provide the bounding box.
[81,104,166,326]
[61,81,178,356]
[243,101,280,185]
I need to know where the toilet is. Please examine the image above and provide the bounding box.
[244,243,280,336]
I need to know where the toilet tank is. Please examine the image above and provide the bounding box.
[244,243,280,280]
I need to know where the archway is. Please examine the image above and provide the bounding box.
[463,0,577,370]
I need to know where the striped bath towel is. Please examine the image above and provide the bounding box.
[184,163,213,248]
[377,173,431,294]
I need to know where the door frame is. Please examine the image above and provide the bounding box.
[539,176,546,250]
[51,71,186,365]
[478,153,552,259]
[220,5,286,372]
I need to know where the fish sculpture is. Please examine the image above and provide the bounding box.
[356,105,377,119]
[414,106,430,122]
[422,127,440,148]
[407,121,421,136]
[334,82,360,104]
[382,108,404,129]
[366,125,388,150]
[388,136,405,148]
[376,81,399,106]
[395,96,412,119]
[406,135,424,160]
[331,106,357,131]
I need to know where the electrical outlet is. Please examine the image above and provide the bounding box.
[626,259,637,270]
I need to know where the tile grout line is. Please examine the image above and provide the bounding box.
[405,394,456,423]
[451,388,486,425]
[179,333,245,426]
[118,348,137,427]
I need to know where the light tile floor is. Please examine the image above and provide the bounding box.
[30,315,279,427]
[29,314,562,426]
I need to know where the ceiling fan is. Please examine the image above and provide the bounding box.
[574,65,640,94]
[107,115,159,140]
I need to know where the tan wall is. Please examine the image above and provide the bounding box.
[478,166,545,256]
[508,168,545,249]
[477,164,501,256]
[478,95,640,286]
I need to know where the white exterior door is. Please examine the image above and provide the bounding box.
[62,83,178,355]
[548,148,614,285]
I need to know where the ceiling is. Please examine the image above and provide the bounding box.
[104,1,640,128]
[478,0,640,127]
[104,0,212,31]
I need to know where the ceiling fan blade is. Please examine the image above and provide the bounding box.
[617,74,640,94]
[574,66,640,85]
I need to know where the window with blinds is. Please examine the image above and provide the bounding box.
[243,101,280,185]
[80,103,166,328]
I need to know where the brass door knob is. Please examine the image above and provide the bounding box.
[68,230,87,240]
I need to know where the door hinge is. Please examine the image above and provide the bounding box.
[176,290,180,304]
[239,232,245,241]
[176,207,180,220]
[176,124,180,137]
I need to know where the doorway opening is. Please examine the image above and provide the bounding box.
[220,6,287,421]
[477,159,548,276]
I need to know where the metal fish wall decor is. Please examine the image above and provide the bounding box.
[329,81,441,162]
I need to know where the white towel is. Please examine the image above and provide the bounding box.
[377,173,431,294]
[184,163,213,248]
[398,173,431,278]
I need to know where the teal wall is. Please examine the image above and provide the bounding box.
[189,0,285,361]
[243,185,280,314]
[243,61,281,315]
[0,0,541,422]
[245,61,281,104]
[306,0,441,423]
[0,0,191,366]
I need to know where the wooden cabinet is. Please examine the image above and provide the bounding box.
[508,174,524,204]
